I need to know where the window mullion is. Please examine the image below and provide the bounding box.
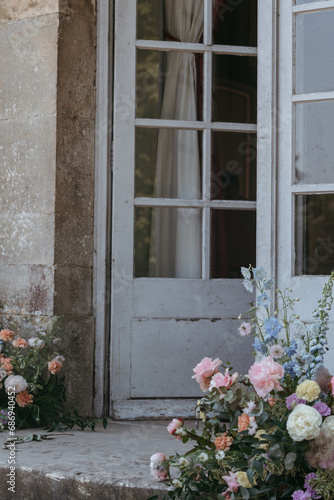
[202,1,212,280]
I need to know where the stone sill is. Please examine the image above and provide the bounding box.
[0,421,190,500]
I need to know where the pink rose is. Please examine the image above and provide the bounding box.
[167,418,183,440]
[222,471,240,493]
[248,356,284,398]
[209,369,238,396]
[192,357,222,392]
[150,453,168,481]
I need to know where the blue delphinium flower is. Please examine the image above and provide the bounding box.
[257,293,271,308]
[264,317,282,340]
[285,340,298,357]
[283,360,300,377]
[263,278,275,290]
[243,278,253,293]
[252,267,267,282]
[252,338,266,354]
[241,267,251,280]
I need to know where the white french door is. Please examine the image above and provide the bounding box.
[277,0,334,370]
[111,0,258,418]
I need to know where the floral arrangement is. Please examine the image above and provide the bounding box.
[149,267,334,500]
[0,307,66,429]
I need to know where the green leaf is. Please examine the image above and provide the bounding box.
[246,468,254,486]
[252,459,264,476]
[239,487,250,499]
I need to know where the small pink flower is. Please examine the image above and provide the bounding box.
[192,357,222,392]
[269,344,284,359]
[238,322,251,336]
[222,471,240,493]
[209,369,238,396]
[167,418,183,440]
[248,356,284,398]
[150,453,168,481]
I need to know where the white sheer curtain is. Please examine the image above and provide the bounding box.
[149,0,203,278]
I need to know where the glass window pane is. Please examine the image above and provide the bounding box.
[295,0,329,4]
[295,101,334,185]
[135,207,202,278]
[213,0,257,47]
[135,128,202,199]
[295,11,334,94]
[212,55,257,123]
[136,50,203,120]
[137,0,163,40]
[211,132,256,201]
[295,194,334,276]
[137,0,204,42]
[211,210,256,278]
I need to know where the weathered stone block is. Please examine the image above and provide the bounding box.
[56,315,95,415]
[54,266,92,316]
[0,214,55,265]
[57,15,96,119]
[0,1,58,23]
[55,215,94,267]
[0,264,54,314]
[0,115,56,214]
[0,15,58,119]
[56,115,95,217]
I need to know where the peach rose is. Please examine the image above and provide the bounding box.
[0,329,15,342]
[12,338,28,349]
[248,356,284,398]
[167,418,183,439]
[238,413,250,432]
[48,360,62,375]
[192,357,222,392]
[16,391,33,407]
[1,357,13,372]
[215,432,233,451]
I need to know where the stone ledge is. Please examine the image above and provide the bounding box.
[0,421,191,500]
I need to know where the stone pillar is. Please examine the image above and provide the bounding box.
[0,0,96,415]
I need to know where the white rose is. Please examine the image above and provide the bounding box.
[4,375,28,393]
[286,404,322,441]
[28,337,45,349]
[321,415,334,437]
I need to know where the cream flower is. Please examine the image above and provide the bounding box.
[321,415,334,437]
[286,404,322,441]
[236,471,253,488]
[295,380,320,402]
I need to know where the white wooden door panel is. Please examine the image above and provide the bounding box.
[130,318,253,398]
[133,279,251,319]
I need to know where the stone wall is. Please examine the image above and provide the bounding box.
[0,0,97,415]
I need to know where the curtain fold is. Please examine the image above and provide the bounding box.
[149,0,203,278]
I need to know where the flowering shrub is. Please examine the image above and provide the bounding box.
[0,307,66,429]
[149,267,334,500]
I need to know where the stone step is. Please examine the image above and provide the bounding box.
[0,421,190,500]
